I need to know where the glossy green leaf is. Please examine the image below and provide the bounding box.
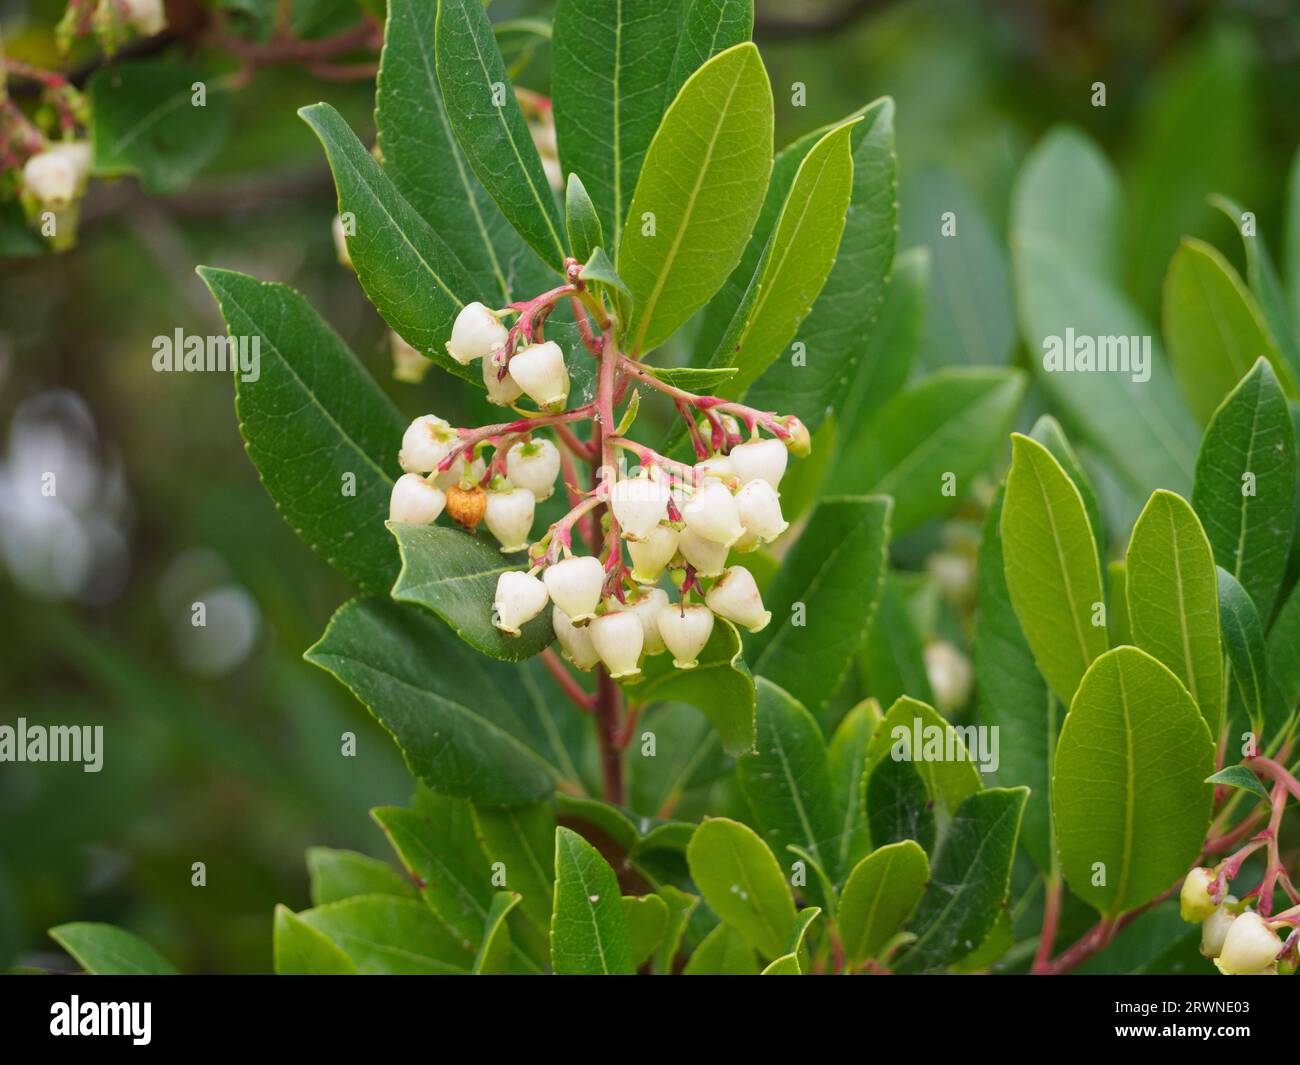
[198,266,405,593]
[666,0,753,103]
[864,756,935,854]
[747,496,890,716]
[579,246,631,301]
[1206,766,1273,806]
[272,906,358,975]
[1192,358,1297,620]
[837,840,929,966]
[49,923,179,976]
[88,60,231,193]
[642,365,739,392]
[682,921,759,974]
[307,598,570,804]
[686,817,795,959]
[551,827,635,975]
[1053,647,1215,916]
[630,617,755,755]
[472,892,521,974]
[306,847,416,905]
[378,0,549,306]
[435,0,566,266]
[760,952,801,974]
[858,573,934,707]
[565,173,604,264]
[1108,560,1133,646]
[830,369,1026,534]
[864,696,981,816]
[1029,413,1107,572]
[1011,127,1199,497]
[1217,567,1267,738]
[552,0,684,255]
[1268,581,1300,740]
[295,895,474,974]
[653,886,700,974]
[1001,433,1109,705]
[736,679,841,883]
[618,43,773,354]
[895,787,1027,973]
[471,802,555,933]
[826,699,881,880]
[1126,490,1223,737]
[623,894,670,968]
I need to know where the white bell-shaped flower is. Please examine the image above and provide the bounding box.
[124,0,166,34]
[1215,911,1281,974]
[507,439,561,501]
[399,414,456,473]
[706,565,770,633]
[543,556,605,623]
[1201,898,1238,958]
[508,341,570,411]
[485,486,535,553]
[22,142,91,209]
[483,352,523,406]
[677,526,728,577]
[554,607,600,670]
[389,473,446,525]
[735,479,788,544]
[610,473,671,541]
[618,588,669,656]
[589,610,644,679]
[446,302,509,366]
[682,481,744,546]
[729,437,788,487]
[628,523,679,584]
[1180,868,1217,923]
[493,571,548,636]
[434,454,486,491]
[657,603,714,669]
[694,454,735,482]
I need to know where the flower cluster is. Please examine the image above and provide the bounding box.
[1180,868,1294,975]
[386,278,811,684]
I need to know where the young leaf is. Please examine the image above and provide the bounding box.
[864,756,935,854]
[703,118,857,398]
[618,43,773,354]
[1192,358,1297,620]
[377,0,550,307]
[830,369,1026,534]
[1163,238,1296,425]
[471,802,556,934]
[826,699,882,879]
[579,247,631,301]
[306,597,570,804]
[837,840,929,966]
[894,787,1028,973]
[1053,647,1215,916]
[682,921,759,974]
[301,103,480,382]
[551,827,635,975]
[631,617,756,755]
[390,523,555,661]
[1206,766,1273,806]
[1029,413,1107,572]
[1125,490,1224,737]
[306,847,416,905]
[760,952,802,974]
[686,817,796,959]
[1001,432,1108,705]
[552,0,685,254]
[736,679,841,882]
[641,365,739,391]
[1217,567,1268,738]
[272,906,358,975]
[1109,560,1133,645]
[49,923,179,976]
[565,173,604,264]
[746,496,890,716]
[295,895,474,974]
[435,0,567,266]
[864,696,981,815]
[622,894,670,969]
[198,266,405,594]
[473,892,522,975]
[666,0,754,102]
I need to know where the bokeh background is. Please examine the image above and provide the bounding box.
[2,0,1298,973]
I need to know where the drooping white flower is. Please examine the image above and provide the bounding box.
[1201,898,1238,958]
[390,331,432,384]
[617,587,669,656]
[123,0,166,34]
[508,341,570,411]
[682,481,744,546]
[446,302,508,366]
[628,523,679,584]
[22,142,91,209]
[485,486,535,553]
[589,610,644,678]
[729,437,788,488]
[543,555,605,623]
[924,640,973,714]
[493,571,548,636]
[694,454,735,482]
[610,473,670,541]
[1180,868,1218,924]
[399,415,456,473]
[706,566,770,633]
[483,352,523,406]
[734,479,788,544]
[677,526,728,577]
[507,439,561,501]
[657,603,714,669]
[434,454,486,491]
[388,473,446,525]
[1215,911,1282,975]
[554,607,600,670]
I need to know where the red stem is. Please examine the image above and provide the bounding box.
[539,648,594,712]
[1031,877,1063,974]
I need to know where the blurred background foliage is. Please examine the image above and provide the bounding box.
[1,0,1298,972]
